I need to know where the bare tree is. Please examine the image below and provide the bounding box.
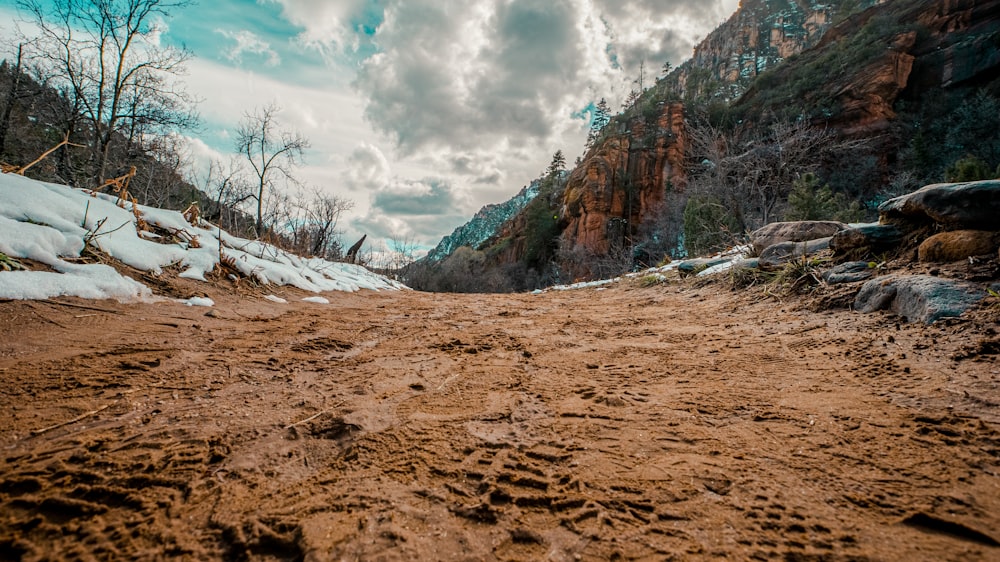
[387,232,418,274]
[235,103,309,237]
[305,191,351,259]
[686,115,868,232]
[285,187,353,259]
[199,156,253,235]
[16,0,198,183]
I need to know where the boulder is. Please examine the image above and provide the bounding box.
[750,221,847,254]
[758,237,831,271]
[878,180,1000,228]
[854,274,986,324]
[918,230,1000,262]
[822,261,876,285]
[830,224,905,256]
[677,257,730,276]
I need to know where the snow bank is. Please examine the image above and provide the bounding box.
[0,172,406,301]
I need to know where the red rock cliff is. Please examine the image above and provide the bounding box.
[559,103,686,255]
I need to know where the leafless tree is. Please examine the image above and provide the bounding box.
[16,0,198,183]
[386,232,418,274]
[235,103,309,237]
[199,156,253,235]
[293,188,352,259]
[686,115,868,232]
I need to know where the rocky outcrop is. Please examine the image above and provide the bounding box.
[879,180,1000,229]
[830,33,916,136]
[854,274,987,324]
[750,221,847,255]
[758,237,832,271]
[830,224,906,258]
[670,0,873,98]
[822,261,876,285]
[559,103,686,256]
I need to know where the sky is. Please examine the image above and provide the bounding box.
[0,0,740,255]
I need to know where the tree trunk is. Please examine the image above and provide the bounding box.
[0,44,23,156]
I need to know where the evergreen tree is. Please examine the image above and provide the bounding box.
[547,150,566,177]
[586,98,611,148]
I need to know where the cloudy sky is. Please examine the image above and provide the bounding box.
[1,0,739,254]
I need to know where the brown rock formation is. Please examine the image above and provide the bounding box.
[918,230,1000,263]
[831,33,916,135]
[559,103,686,256]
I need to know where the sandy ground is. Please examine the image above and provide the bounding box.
[1,277,999,561]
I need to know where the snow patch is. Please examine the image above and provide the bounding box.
[0,172,406,301]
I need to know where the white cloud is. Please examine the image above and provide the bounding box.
[216,29,282,66]
[344,143,391,192]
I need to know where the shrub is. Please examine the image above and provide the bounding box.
[785,173,866,223]
[944,155,996,182]
[683,195,741,257]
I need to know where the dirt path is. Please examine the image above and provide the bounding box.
[1,281,998,561]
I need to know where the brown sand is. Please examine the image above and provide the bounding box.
[1,279,998,561]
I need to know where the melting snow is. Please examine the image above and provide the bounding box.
[0,172,406,301]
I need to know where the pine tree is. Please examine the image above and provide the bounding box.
[547,150,566,177]
[586,98,611,148]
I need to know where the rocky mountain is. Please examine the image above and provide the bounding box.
[424,180,540,262]
[429,0,851,271]
[415,0,1000,290]
[670,0,881,100]
[475,0,871,278]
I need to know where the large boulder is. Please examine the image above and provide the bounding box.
[854,274,987,324]
[750,221,846,255]
[758,237,831,271]
[878,180,1000,228]
[830,224,905,257]
[918,230,1000,262]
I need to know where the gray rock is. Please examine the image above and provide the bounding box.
[854,274,986,324]
[830,224,905,256]
[822,261,876,284]
[878,180,1000,228]
[758,237,831,271]
[677,257,730,276]
[750,221,847,254]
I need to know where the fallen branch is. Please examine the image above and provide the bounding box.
[31,403,112,435]
[40,299,121,314]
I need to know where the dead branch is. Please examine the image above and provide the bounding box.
[92,166,137,208]
[2,132,85,175]
[31,403,112,435]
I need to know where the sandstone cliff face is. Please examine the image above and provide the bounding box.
[736,0,1000,141]
[674,0,874,98]
[559,103,686,255]
[829,32,917,136]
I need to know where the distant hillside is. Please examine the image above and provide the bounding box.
[425,180,541,262]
